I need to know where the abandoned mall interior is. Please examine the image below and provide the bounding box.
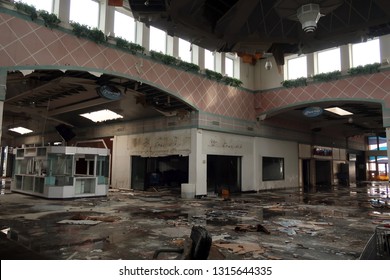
[0,0,390,260]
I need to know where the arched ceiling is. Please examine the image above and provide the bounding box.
[3,69,195,142]
[129,0,390,65]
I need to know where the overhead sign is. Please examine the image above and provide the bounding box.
[97,85,122,100]
[303,106,323,117]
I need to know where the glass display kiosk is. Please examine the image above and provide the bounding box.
[12,146,110,199]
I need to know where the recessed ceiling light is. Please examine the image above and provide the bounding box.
[80,109,123,122]
[9,127,33,134]
[325,107,353,116]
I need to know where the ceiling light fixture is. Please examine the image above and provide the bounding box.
[9,126,33,135]
[325,107,353,116]
[80,109,123,123]
[265,59,272,70]
[297,3,322,32]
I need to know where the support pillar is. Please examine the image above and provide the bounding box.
[0,69,6,145]
[189,128,207,196]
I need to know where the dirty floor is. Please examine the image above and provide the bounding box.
[1,180,389,260]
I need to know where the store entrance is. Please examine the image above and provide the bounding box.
[207,155,242,194]
[131,155,188,191]
[315,160,332,186]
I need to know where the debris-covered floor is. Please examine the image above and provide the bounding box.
[1,180,389,260]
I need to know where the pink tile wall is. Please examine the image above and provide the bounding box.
[255,71,390,114]
[0,12,255,121]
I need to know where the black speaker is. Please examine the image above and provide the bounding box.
[55,124,75,142]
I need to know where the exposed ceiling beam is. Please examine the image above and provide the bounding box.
[47,97,116,117]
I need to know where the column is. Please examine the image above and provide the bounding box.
[53,0,70,25]
[340,44,351,72]
[137,23,149,54]
[195,46,204,70]
[191,44,199,66]
[306,53,315,77]
[98,0,108,32]
[189,128,207,196]
[104,2,116,37]
[0,69,6,143]
[379,34,390,64]
[167,36,178,57]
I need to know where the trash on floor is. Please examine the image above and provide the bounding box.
[234,223,270,234]
[57,220,102,225]
[213,241,266,255]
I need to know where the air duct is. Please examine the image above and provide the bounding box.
[297,3,321,32]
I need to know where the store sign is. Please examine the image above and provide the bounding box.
[303,106,323,117]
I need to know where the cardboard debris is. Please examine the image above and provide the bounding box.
[214,242,266,255]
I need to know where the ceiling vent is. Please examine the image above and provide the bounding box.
[297,3,321,32]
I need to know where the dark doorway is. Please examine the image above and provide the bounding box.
[207,155,241,194]
[315,160,332,186]
[356,153,366,182]
[302,159,311,190]
[131,155,188,190]
[131,156,147,190]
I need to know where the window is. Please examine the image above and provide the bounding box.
[367,155,388,181]
[368,135,387,151]
[317,48,341,74]
[225,56,234,77]
[262,157,284,181]
[70,0,99,28]
[178,38,192,62]
[351,39,380,67]
[114,10,136,42]
[15,0,53,13]
[149,26,166,53]
[204,49,215,71]
[286,55,307,79]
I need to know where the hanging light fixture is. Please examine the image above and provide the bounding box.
[265,59,272,70]
[297,3,322,32]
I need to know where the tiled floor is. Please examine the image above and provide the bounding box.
[0,179,389,260]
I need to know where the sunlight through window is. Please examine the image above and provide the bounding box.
[70,0,99,28]
[352,39,380,67]
[14,0,53,13]
[287,56,307,79]
[149,26,166,53]
[114,10,136,42]
[205,49,215,71]
[178,38,192,62]
[225,57,234,77]
[317,48,341,74]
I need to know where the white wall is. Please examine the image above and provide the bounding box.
[256,138,299,190]
[111,129,299,192]
[111,129,191,189]
[255,57,284,90]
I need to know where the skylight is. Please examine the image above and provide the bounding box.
[9,127,33,134]
[80,109,123,123]
[325,107,353,116]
